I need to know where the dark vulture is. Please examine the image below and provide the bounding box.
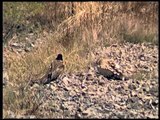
[29,54,64,86]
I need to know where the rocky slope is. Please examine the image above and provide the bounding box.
[4,42,158,119]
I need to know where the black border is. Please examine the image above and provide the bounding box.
[1,1,160,119]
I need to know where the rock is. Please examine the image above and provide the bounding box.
[116,112,126,119]
[3,71,8,86]
[127,96,140,103]
[129,102,142,110]
[102,102,115,111]
[130,91,137,97]
[151,99,158,107]
[126,96,143,109]
[147,114,158,119]
[50,85,57,91]
[10,43,22,48]
[108,113,119,119]
[143,99,152,109]
[82,107,96,116]
[24,47,31,52]
[98,79,105,85]
[30,43,35,47]
[7,110,16,118]
[27,115,36,119]
[81,84,86,88]
[50,103,60,112]
[86,74,94,80]
[138,54,146,61]
[69,90,77,96]
[3,78,7,86]
[149,86,158,96]
[31,83,40,88]
[17,49,23,53]
[128,84,137,90]
[62,76,71,84]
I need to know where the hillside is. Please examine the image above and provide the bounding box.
[3,2,158,118]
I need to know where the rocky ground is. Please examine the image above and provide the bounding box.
[4,42,158,119]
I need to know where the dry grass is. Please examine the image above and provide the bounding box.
[3,2,158,118]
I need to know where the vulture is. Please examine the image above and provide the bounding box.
[29,54,64,86]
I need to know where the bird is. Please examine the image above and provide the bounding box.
[29,54,65,86]
[96,66,127,80]
[95,58,129,80]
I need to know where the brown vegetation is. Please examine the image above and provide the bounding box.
[3,2,158,118]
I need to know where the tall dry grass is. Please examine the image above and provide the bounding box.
[3,2,158,118]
